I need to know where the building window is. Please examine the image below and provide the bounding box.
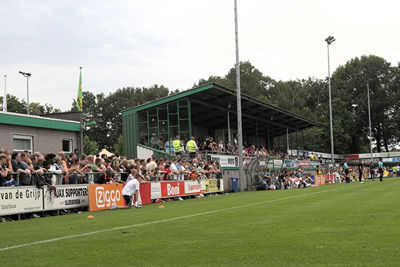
[62,139,72,153]
[13,135,33,153]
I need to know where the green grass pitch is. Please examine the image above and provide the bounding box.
[1,179,400,266]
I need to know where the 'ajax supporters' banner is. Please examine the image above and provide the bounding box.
[44,185,88,211]
[0,186,43,216]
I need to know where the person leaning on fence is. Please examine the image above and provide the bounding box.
[11,152,31,185]
[186,136,198,159]
[173,136,184,156]
[0,153,19,186]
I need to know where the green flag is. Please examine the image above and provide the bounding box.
[76,67,83,111]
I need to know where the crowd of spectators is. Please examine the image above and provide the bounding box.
[0,149,224,188]
[161,136,321,161]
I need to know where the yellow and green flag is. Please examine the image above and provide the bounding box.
[76,67,83,111]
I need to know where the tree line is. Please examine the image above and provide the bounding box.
[2,55,399,154]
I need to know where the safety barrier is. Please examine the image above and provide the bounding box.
[0,179,224,216]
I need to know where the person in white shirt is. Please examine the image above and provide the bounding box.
[170,158,179,180]
[45,154,63,185]
[121,173,140,208]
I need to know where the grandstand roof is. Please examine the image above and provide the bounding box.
[123,83,316,138]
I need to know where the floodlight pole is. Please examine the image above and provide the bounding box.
[234,0,245,191]
[325,36,335,164]
[367,83,373,162]
[2,75,6,112]
[19,71,31,115]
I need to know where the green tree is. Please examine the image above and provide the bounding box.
[83,135,99,155]
[114,134,123,155]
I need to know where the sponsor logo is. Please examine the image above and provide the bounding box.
[95,187,121,208]
[167,183,180,196]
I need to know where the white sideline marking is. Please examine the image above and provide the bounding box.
[0,185,352,252]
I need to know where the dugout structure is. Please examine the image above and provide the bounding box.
[122,83,315,159]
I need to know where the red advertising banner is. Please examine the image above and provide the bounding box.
[160,181,185,198]
[326,174,336,184]
[298,160,310,168]
[344,154,359,159]
[139,183,151,205]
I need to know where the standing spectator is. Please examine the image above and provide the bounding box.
[173,136,183,156]
[186,136,198,159]
[358,160,363,183]
[11,152,31,185]
[45,154,63,185]
[378,158,384,182]
[170,158,179,180]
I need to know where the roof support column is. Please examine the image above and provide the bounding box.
[187,97,192,138]
[286,128,290,156]
[256,120,259,148]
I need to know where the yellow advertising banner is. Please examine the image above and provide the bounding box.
[203,180,220,193]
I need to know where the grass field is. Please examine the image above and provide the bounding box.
[1,179,400,266]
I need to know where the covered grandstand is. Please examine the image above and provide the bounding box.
[122,83,316,158]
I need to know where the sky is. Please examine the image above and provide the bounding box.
[1,0,399,111]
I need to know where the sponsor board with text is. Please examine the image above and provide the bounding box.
[184,180,205,195]
[88,184,126,211]
[44,185,88,211]
[0,187,43,216]
[160,181,185,198]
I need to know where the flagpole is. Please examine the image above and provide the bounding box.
[2,75,6,112]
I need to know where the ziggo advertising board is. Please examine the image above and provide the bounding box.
[88,183,151,211]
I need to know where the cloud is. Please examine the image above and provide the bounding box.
[0,0,399,110]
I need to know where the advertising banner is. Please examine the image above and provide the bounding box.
[0,187,43,216]
[209,155,238,168]
[315,175,326,186]
[184,180,205,195]
[44,185,88,211]
[88,184,125,211]
[204,179,223,193]
[151,182,161,199]
[298,160,310,168]
[325,174,336,184]
[273,159,283,169]
[139,183,151,205]
[160,181,185,198]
